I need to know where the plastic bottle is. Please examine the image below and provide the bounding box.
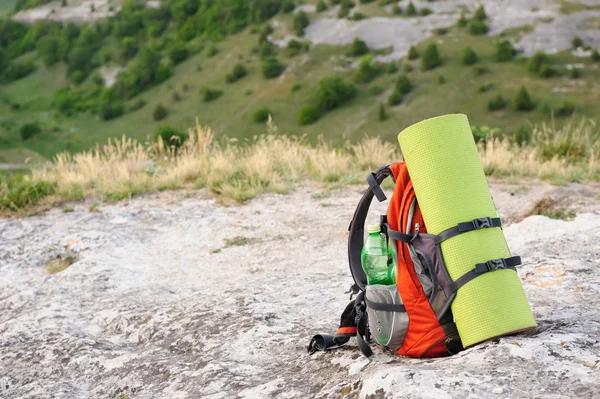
[361,224,396,285]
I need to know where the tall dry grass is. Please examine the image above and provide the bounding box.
[26,117,600,207]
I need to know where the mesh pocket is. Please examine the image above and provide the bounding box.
[365,284,409,351]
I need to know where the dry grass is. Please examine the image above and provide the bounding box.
[45,256,75,274]
[14,117,599,208]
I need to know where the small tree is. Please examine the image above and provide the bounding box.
[386,62,398,73]
[262,57,286,79]
[298,105,321,125]
[281,0,295,13]
[406,1,417,15]
[495,39,516,62]
[153,104,168,121]
[528,51,548,74]
[421,43,442,71]
[155,125,188,148]
[293,11,310,36]
[392,4,402,15]
[572,36,583,49]
[457,13,468,27]
[462,47,478,65]
[469,20,489,35]
[347,38,369,57]
[253,107,271,123]
[317,0,328,12]
[591,49,600,62]
[474,5,487,20]
[388,90,403,106]
[201,87,223,102]
[514,86,535,111]
[168,42,189,64]
[407,45,419,60]
[20,122,41,141]
[395,75,412,94]
[378,104,387,121]
[316,75,357,110]
[488,94,507,111]
[569,67,580,79]
[421,7,432,16]
[353,55,379,83]
[226,63,248,83]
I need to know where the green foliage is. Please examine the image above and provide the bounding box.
[528,51,548,74]
[395,75,412,94]
[569,67,580,79]
[392,4,402,15]
[572,36,583,49]
[121,37,139,61]
[129,99,146,112]
[353,55,380,84]
[421,7,432,16]
[457,13,468,27]
[469,19,489,35]
[406,1,417,15]
[407,45,419,60]
[403,63,413,73]
[201,87,223,102]
[291,83,302,92]
[539,64,556,78]
[286,39,310,57]
[317,0,328,12]
[438,75,446,84]
[281,0,295,13]
[347,38,369,57]
[495,39,516,62]
[556,100,575,117]
[168,41,189,64]
[514,86,535,111]
[207,45,219,57]
[226,63,248,83]
[112,48,172,99]
[474,5,487,20]
[0,175,55,212]
[472,65,487,76]
[368,85,384,95]
[153,104,168,121]
[471,125,501,144]
[1,62,36,83]
[298,105,321,125]
[513,125,532,147]
[293,11,310,36]
[316,75,357,111]
[253,107,271,123]
[488,94,507,111]
[37,36,60,66]
[262,57,285,79]
[99,99,124,120]
[386,62,398,74]
[462,47,478,65]
[378,104,387,121]
[421,43,442,71]
[351,12,367,21]
[259,40,278,59]
[591,49,600,62]
[387,90,403,106]
[154,125,188,147]
[20,122,41,141]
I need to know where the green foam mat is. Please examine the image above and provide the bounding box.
[398,114,536,347]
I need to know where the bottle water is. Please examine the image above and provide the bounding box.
[361,224,396,285]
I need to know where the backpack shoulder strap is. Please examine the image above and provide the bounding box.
[347,164,397,291]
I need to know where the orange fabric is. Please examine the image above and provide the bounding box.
[388,162,449,358]
[336,327,357,335]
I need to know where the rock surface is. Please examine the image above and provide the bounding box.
[1,181,600,398]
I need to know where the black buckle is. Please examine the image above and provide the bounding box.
[487,258,507,271]
[473,217,493,229]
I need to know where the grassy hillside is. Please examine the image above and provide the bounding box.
[1,1,600,163]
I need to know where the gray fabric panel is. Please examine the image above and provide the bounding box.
[365,284,409,351]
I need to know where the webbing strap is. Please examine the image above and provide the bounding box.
[435,217,502,244]
[365,298,406,313]
[367,172,387,202]
[386,227,412,243]
[448,256,521,293]
[356,311,373,357]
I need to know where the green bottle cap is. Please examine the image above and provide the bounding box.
[367,224,381,233]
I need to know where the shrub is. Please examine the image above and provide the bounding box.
[388,90,403,106]
[20,122,41,141]
[291,83,302,92]
[207,45,219,57]
[478,83,493,93]
[282,0,295,13]
[438,75,446,84]
[462,47,478,65]
[168,41,189,64]
[539,64,556,78]
[262,57,286,79]
[591,49,600,62]
[488,94,507,111]
[434,27,449,36]
[572,36,583,49]
[202,87,223,102]
[473,65,487,76]
[298,105,321,125]
[556,100,575,117]
[495,39,516,62]
[259,40,277,59]
[153,104,168,121]
[351,12,367,20]
[1,62,36,83]
[129,99,146,111]
[253,107,271,123]
[316,75,357,110]
[421,7,432,16]
[154,125,187,147]
[421,44,442,71]
[403,63,413,73]
[368,85,384,95]
[569,67,580,79]
[347,38,369,57]
[0,175,55,211]
[408,45,419,60]
[457,13,468,27]
[386,62,398,73]
[99,101,124,120]
[469,20,489,35]
[513,125,532,147]
[286,39,310,57]
[226,63,248,83]
[293,11,310,36]
[392,4,401,14]
[528,51,548,74]
[353,55,380,83]
[378,104,387,121]
[406,1,417,15]
[514,86,535,111]
[474,5,487,20]
[317,0,328,12]
[395,75,412,94]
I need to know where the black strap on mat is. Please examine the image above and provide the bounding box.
[348,164,396,291]
[448,256,521,294]
[435,217,502,244]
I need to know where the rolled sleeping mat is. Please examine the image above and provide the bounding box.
[397,114,536,347]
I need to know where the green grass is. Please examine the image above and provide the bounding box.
[0,0,16,15]
[2,21,600,161]
[559,0,600,14]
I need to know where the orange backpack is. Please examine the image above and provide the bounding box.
[308,162,514,358]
